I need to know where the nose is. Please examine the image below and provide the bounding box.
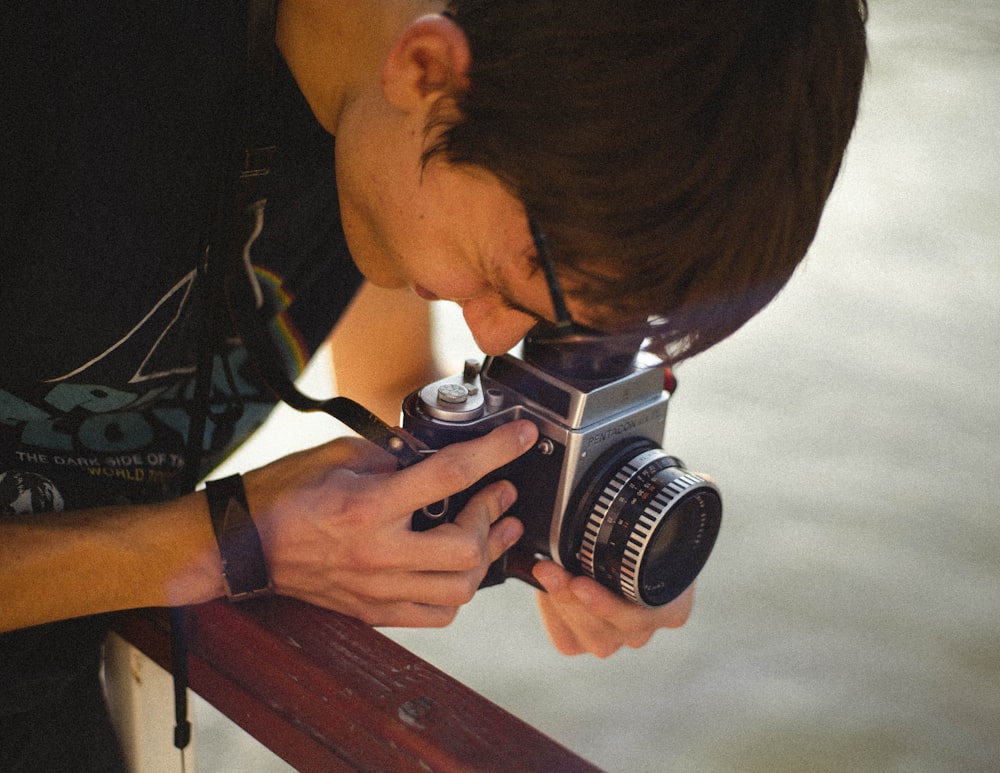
[460,296,538,355]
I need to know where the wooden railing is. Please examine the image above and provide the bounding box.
[114,599,603,772]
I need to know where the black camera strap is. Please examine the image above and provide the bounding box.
[170,1,283,761]
[222,267,426,467]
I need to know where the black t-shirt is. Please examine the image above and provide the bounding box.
[0,0,363,734]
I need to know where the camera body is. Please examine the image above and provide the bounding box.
[402,349,721,607]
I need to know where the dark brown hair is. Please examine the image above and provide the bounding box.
[430,0,869,361]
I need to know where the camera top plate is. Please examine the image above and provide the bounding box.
[482,355,666,430]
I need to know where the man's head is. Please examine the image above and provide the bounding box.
[426,0,869,361]
[306,0,867,357]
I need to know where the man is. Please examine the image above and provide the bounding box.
[1,0,868,769]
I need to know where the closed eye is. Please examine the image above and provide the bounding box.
[495,292,549,325]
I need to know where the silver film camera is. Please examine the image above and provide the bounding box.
[402,330,722,607]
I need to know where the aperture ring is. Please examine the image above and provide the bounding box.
[578,449,667,579]
[619,472,703,603]
[578,459,641,577]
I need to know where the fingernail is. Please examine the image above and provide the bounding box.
[499,517,523,546]
[533,561,564,591]
[518,421,538,448]
[500,482,517,510]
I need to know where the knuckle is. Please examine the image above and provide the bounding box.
[450,534,487,569]
[456,574,480,603]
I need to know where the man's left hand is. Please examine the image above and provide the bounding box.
[532,560,694,658]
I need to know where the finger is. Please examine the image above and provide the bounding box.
[534,559,694,632]
[368,603,460,628]
[533,562,695,656]
[329,568,483,611]
[485,515,524,564]
[382,420,538,512]
[531,559,578,601]
[452,479,518,531]
[535,589,587,656]
[293,566,474,626]
[318,594,463,628]
[324,509,523,611]
[535,588,624,658]
[396,481,523,572]
[533,563,624,657]
[567,577,696,633]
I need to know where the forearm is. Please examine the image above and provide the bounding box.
[0,418,540,633]
[1,492,224,631]
[329,282,441,424]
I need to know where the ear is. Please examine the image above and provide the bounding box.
[381,14,471,112]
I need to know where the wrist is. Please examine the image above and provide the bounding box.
[204,474,274,601]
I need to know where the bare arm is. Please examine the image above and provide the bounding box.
[1,421,537,633]
[2,492,224,631]
[328,281,440,424]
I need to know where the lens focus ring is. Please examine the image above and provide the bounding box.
[619,470,709,604]
[573,446,721,607]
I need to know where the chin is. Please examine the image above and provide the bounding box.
[349,248,405,289]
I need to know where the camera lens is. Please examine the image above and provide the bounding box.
[564,441,722,607]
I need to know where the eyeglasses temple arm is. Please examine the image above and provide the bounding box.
[529,218,575,331]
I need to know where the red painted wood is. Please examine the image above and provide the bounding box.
[114,599,603,772]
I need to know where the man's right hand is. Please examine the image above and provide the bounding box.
[241,419,539,627]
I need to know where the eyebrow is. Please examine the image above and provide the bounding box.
[478,235,555,324]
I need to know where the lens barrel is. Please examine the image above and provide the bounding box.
[564,441,722,607]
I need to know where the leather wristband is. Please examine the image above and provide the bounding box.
[204,474,273,601]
